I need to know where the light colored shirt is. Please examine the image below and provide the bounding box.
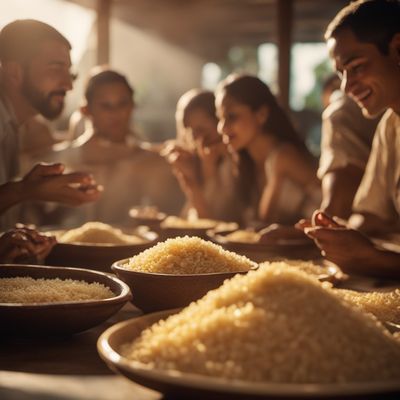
[318,91,379,179]
[353,110,400,222]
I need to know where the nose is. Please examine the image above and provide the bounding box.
[340,70,355,96]
[61,71,73,92]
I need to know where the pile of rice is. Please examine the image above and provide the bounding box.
[0,277,114,303]
[334,288,400,325]
[58,222,146,245]
[224,229,260,243]
[122,265,400,383]
[260,260,337,279]
[123,236,256,274]
[161,216,217,229]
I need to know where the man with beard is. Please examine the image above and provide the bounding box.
[0,19,102,232]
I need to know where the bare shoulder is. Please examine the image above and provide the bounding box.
[273,143,305,171]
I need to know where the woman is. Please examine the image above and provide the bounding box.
[165,89,243,222]
[215,74,321,228]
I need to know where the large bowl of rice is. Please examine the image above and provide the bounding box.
[45,222,158,272]
[98,265,400,398]
[0,264,132,334]
[112,236,257,313]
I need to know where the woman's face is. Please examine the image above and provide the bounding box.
[183,108,221,150]
[215,92,265,151]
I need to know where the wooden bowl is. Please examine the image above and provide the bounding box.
[112,259,252,313]
[0,264,131,335]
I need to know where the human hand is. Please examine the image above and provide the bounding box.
[0,225,56,264]
[301,210,376,270]
[21,163,103,206]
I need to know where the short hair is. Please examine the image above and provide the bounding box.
[0,19,71,64]
[84,68,134,104]
[325,0,400,54]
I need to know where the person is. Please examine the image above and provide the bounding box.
[164,88,243,222]
[318,73,380,219]
[215,73,321,231]
[47,67,183,224]
[0,19,101,231]
[299,0,400,279]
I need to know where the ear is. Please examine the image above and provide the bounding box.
[389,32,400,64]
[256,105,269,126]
[2,61,24,88]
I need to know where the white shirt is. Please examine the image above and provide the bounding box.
[353,110,400,222]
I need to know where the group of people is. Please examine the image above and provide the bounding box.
[0,0,400,279]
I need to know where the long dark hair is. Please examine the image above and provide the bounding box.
[216,74,311,208]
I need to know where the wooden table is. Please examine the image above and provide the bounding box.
[1,278,400,400]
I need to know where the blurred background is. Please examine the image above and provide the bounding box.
[0,0,349,153]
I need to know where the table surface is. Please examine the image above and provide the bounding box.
[1,277,400,400]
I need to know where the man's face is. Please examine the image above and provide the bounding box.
[327,28,400,117]
[86,82,134,142]
[22,39,73,119]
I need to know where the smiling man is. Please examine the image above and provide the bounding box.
[300,0,400,279]
[0,19,101,230]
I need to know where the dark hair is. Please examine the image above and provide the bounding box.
[0,19,71,64]
[216,74,306,150]
[325,0,400,55]
[84,68,134,104]
[175,89,217,147]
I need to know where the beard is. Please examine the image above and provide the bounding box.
[21,78,66,120]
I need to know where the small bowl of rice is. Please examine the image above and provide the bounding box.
[45,222,158,272]
[112,236,257,313]
[0,264,131,335]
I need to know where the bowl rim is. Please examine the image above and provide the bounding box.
[111,258,257,278]
[44,226,158,248]
[0,264,132,308]
[98,310,400,397]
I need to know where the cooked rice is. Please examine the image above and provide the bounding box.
[122,264,400,383]
[0,277,114,303]
[334,288,400,325]
[260,260,335,278]
[123,236,256,274]
[224,229,260,243]
[58,222,146,245]
[161,216,217,229]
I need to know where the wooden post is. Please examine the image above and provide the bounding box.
[277,0,293,111]
[97,0,111,65]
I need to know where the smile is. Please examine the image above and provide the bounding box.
[353,88,372,103]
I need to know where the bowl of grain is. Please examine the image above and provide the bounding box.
[112,236,257,313]
[98,265,400,398]
[45,221,158,272]
[0,264,131,335]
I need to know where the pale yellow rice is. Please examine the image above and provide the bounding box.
[122,264,400,383]
[123,236,256,274]
[0,277,114,303]
[161,216,217,229]
[334,288,400,325]
[58,221,145,245]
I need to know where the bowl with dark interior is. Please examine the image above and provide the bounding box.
[0,264,131,335]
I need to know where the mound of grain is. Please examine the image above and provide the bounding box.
[59,222,145,245]
[224,229,260,243]
[123,236,256,274]
[161,216,217,229]
[122,265,400,383]
[334,288,400,325]
[260,260,337,279]
[0,277,114,303]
